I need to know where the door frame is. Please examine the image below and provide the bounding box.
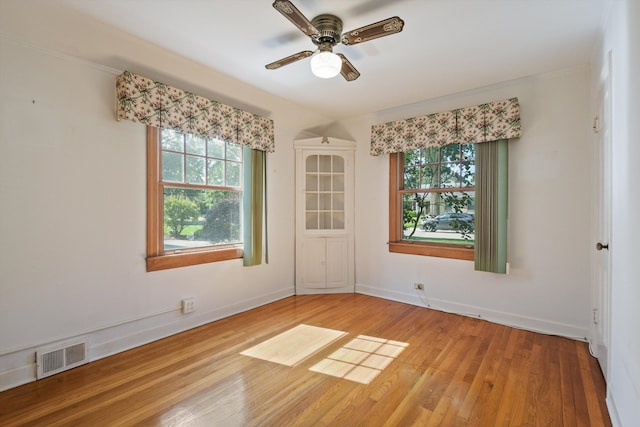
[591,49,612,380]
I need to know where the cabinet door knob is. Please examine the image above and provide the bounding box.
[596,242,609,251]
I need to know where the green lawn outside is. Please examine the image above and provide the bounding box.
[404,236,474,246]
[164,224,203,237]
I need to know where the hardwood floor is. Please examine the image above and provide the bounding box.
[0,294,611,426]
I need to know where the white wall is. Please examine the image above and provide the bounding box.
[344,65,594,339]
[593,1,640,425]
[0,2,330,390]
[1,3,627,413]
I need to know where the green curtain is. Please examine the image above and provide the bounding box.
[243,147,266,266]
[474,139,508,273]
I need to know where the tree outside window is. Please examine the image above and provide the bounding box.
[389,143,476,260]
[146,127,244,271]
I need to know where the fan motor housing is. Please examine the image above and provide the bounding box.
[311,14,343,45]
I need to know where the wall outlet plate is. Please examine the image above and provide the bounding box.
[182,298,196,314]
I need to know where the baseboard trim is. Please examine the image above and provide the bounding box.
[0,358,35,392]
[606,393,622,427]
[356,284,589,341]
[0,287,294,392]
[1,285,590,393]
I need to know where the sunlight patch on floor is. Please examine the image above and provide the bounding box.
[309,335,409,384]
[240,324,347,366]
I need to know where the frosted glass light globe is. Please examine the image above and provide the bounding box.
[310,51,342,79]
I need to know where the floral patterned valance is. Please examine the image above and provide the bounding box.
[370,97,521,155]
[116,71,275,152]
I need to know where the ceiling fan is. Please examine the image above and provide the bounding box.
[265,0,405,81]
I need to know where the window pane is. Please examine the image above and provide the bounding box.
[162,151,184,182]
[404,149,422,168]
[186,155,205,184]
[227,142,241,161]
[226,161,241,187]
[403,166,421,189]
[163,188,241,251]
[306,174,318,191]
[333,212,345,229]
[441,144,460,162]
[318,155,332,172]
[404,143,474,191]
[424,147,439,163]
[332,156,344,172]
[440,163,458,188]
[333,194,344,210]
[161,129,184,152]
[201,191,241,245]
[208,138,225,158]
[306,193,318,210]
[319,212,332,229]
[306,212,319,229]
[420,165,438,189]
[207,159,224,186]
[186,134,206,155]
[319,175,332,191]
[333,174,344,191]
[319,193,331,210]
[461,143,475,160]
[401,191,475,245]
[306,155,318,172]
[461,163,475,187]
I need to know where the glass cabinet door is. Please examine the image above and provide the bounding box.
[304,154,345,230]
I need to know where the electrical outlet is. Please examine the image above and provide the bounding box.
[182,298,196,314]
[414,283,424,291]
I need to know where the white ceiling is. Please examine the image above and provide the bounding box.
[58,0,606,120]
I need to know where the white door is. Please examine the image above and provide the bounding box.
[592,50,612,380]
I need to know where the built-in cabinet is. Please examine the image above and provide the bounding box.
[295,138,355,294]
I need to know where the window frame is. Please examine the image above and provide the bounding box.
[388,151,474,261]
[146,126,243,272]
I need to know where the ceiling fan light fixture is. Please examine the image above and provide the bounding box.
[310,50,342,79]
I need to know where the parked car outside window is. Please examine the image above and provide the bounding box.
[421,212,474,232]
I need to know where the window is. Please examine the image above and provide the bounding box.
[304,154,345,230]
[389,143,476,260]
[146,126,244,271]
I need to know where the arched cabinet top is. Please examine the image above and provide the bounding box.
[294,137,356,150]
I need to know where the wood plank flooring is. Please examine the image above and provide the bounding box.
[0,294,611,426]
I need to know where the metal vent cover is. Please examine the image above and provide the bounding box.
[36,338,88,379]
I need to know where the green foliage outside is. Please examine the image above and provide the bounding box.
[163,224,203,237]
[200,195,241,244]
[163,187,241,245]
[164,196,199,238]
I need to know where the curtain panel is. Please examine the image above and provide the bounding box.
[243,147,266,267]
[116,71,275,152]
[474,139,509,274]
[370,97,520,155]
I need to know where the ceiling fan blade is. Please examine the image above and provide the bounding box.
[337,54,360,81]
[265,50,314,70]
[272,1,320,38]
[341,17,405,46]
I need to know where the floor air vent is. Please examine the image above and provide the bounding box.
[36,338,88,379]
